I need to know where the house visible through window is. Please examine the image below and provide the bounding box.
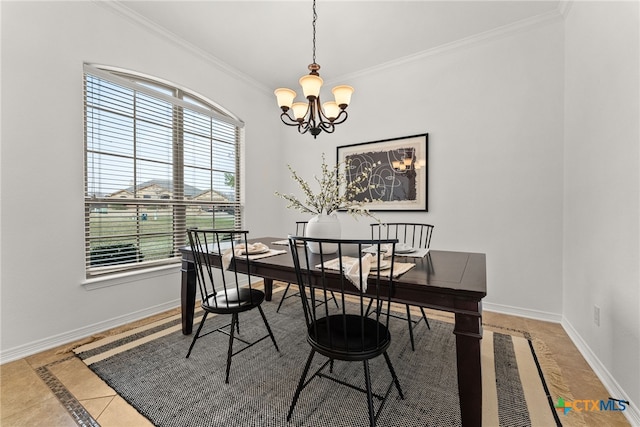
[84,64,244,278]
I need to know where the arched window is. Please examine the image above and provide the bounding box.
[84,64,243,277]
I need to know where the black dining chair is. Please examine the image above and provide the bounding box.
[186,228,279,383]
[287,236,404,427]
[276,221,338,313]
[370,222,434,351]
[276,221,308,312]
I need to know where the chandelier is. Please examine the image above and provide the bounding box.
[274,0,354,139]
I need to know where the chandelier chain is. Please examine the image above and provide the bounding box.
[312,0,317,64]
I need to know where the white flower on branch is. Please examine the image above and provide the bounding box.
[275,153,380,220]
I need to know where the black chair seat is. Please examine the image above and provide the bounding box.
[309,315,391,361]
[203,288,265,314]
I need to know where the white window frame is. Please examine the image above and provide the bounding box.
[83,64,244,278]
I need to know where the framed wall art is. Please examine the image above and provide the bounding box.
[336,133,428,211]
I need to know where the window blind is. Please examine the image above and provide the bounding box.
[84,65,243,277]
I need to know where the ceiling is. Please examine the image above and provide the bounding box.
[116,1,562,92]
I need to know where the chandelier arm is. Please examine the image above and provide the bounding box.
[297,123,310,135]
[280,112,303,127]
[307,99,318,131]
[329,110,349,126]
[315,96,329,122]
[318,121,336,133]
[314,96,347,127]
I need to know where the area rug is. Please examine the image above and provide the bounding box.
[74,297,561,427]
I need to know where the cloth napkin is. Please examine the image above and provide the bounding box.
[345,253,373,292]
[221,242,272,270]
[271,239,304,246]
[362,245,430,259]
[317,255,415,293]
[315,254,372,292]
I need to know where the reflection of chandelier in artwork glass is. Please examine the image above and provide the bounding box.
[392,149,426,173]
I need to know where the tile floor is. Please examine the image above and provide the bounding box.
[0,283,632,427]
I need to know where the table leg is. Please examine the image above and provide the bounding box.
[263,278,273,301]
[181,258,196,335]
[454,312,483,427]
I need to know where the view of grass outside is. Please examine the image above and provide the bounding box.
[89,206,236,266]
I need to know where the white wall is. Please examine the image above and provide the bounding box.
[1,2,638,418]
[564,1,640,415]
[278,18,566,319]
[0,1,281,359]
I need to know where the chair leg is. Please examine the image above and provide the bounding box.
[185,312,208,358]
[383,351,404,399]
[257,305,279,352]
[276,282,293,313]
[364,298,374,317]
[225,313,237,384]
[420,306,431,330]
[363,360,376,427]
[330,291,339,308]
[287,349,316,421]
[406,305,416,351]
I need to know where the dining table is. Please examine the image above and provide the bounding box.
[179,236,487,427]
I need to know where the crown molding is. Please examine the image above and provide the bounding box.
[95,0,271,94]
[327,5,566,85]
[558,0,574,19]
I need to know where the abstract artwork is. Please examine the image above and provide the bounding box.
[336,133,428,211]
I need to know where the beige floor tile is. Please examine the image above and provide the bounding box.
[24,346,76,369]
[0,393,76,427]
[96,396,154,427]
[47,357,116,401]
[1,359,32,382]
[79,395,116,419]
[0,360,56,419]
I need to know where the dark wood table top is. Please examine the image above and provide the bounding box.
[181,236,487,315]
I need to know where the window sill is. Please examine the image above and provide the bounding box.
[82,263,181,291]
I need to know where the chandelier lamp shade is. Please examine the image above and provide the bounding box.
[274,0,354,138]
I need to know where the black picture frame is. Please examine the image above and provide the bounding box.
[336,133,428,212]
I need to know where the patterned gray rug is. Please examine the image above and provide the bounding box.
[75,295,560,426]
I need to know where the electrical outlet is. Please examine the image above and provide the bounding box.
[594,305,600,327]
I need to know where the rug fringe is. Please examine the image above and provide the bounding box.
[532,337,588,426]
[533,337,572,397]
[56,334,107,354]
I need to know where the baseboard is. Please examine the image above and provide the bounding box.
[483,301,563,323]
[0,299,181,364]
[1,274,265,364]
[561,318,640,426]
